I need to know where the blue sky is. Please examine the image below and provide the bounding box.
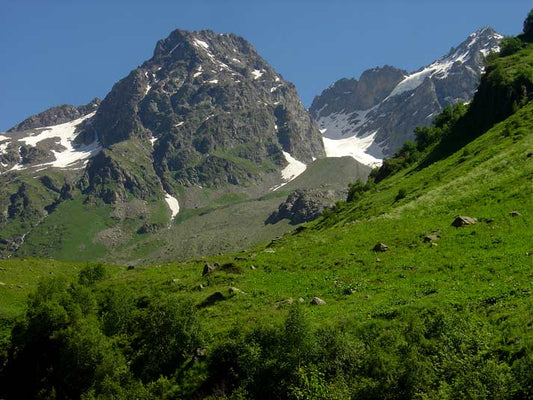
[0,0,530,131]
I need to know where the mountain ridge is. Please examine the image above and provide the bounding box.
[312,26,503,163]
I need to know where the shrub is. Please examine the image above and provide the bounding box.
[78,264,108,286]
[499,36,523,57]
[395,188,407,201]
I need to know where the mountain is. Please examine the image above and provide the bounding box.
[311,27,503,164]
[0,29,367,262]
[1,21,532,398]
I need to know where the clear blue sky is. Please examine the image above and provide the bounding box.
[0,0,530,131]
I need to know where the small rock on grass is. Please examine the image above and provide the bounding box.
[424,234,441,242]
[202,263,216,276]
[310,297,326,306]
[373,243,389,252]
[451,216,477,227]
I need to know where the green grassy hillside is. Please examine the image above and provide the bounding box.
[0,22,532,400]
[0,89,530,399]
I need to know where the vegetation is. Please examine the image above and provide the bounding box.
[0,9,532,400]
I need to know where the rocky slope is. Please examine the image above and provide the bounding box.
[311,27,503,163]
[85,29,325,199]
[7,99,100,133]
[0,28,360,262]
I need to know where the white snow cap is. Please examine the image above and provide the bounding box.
[2,112,102,174]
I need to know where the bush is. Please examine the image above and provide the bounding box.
[79,264,108,286]
[131,297,203,381]
[347,179,374,202]
[499,36,523,57]
[395,188,407,201]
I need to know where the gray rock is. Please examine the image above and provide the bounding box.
[266,189,340,225]
[310,297,326,305]
[452,216,477,227]
[424,234,441,242]
[88,29,325,192]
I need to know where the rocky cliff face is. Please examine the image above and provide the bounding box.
[311,27,503,162]
[87,29,324,193]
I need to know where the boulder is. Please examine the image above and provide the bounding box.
[451,216,477,227]
[424,234,441,242]
[310,297,326,306]
[373,243,389,252]
[200,291,226,307]
[202,263,216,276]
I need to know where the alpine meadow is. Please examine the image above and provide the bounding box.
[0,5,532,400]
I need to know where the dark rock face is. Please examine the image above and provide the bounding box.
[311,27,503,158]
[310,66,406,119]
[8,99,100,132]
[266,189,339,225]
[80,149,161,203]
[89,29,325,189]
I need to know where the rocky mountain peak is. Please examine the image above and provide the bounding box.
[310,65,406,120]
[82,27,324,198]
[311,27,503,163]
[8,98,100,132]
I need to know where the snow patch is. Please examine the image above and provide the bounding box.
[281,151,307,184]
[318,108,374,140]
[144,84,152,96]
[164,192,180,220]
[208,79,219,84]
[193,65,203,78]
[193,39,209,49]
[4,112,102,173]
[322,131,383,168]
[251,69,264,80]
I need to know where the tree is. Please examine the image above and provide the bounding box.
[522,9,533,42]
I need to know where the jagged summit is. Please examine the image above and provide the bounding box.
[311,27,503,164]
[7,98,100,133]
[88,27,324,197]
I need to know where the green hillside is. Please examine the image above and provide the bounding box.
[0,18,532,400]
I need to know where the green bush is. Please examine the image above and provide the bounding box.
[500,36,524,57]
[78,264,108,286]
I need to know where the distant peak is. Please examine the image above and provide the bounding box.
[152,28,251,60]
